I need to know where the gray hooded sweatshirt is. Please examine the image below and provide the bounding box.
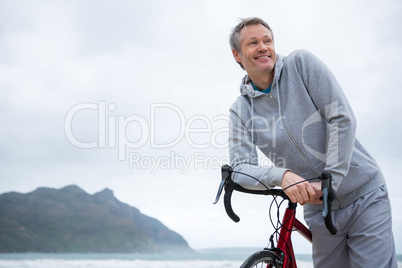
[229,49,385,210]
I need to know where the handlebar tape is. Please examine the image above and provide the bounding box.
[224,182,240,222]
[217,166,337,235]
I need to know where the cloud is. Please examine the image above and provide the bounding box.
[0,0,401,251]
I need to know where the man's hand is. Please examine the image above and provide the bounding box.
[281,171,323,205]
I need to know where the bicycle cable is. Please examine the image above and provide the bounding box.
[231,170,319,250]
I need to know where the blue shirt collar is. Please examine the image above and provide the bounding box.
[251,80,272,94]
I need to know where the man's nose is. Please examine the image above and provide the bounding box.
[257,41,268,52]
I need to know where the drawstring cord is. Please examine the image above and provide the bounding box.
[250,88,256,159]
[249,77,281,158]
[275,77,282,117]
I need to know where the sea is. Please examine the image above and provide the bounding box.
[0,249,401,268]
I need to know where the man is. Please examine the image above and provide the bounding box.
[228,17,397,267]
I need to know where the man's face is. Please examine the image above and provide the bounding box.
[233,24,276,76]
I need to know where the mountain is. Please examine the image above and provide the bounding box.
[0,185,192,253]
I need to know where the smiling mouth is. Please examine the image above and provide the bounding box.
[255,55,270,59]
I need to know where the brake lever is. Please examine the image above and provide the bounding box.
[321,172,337,235]
[213,165,232,204]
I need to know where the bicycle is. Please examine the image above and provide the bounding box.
[213,165,337,268]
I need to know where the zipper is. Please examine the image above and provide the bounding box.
[268,93,319,178]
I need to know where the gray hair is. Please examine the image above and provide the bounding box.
[229,17,274,68]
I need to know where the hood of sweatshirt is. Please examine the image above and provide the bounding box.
[238,53,285,148]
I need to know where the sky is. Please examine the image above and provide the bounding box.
[1,0,401,253]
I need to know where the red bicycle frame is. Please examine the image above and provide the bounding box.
[271,203,312,268]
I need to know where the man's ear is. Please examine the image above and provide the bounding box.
[232,49,242,63]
